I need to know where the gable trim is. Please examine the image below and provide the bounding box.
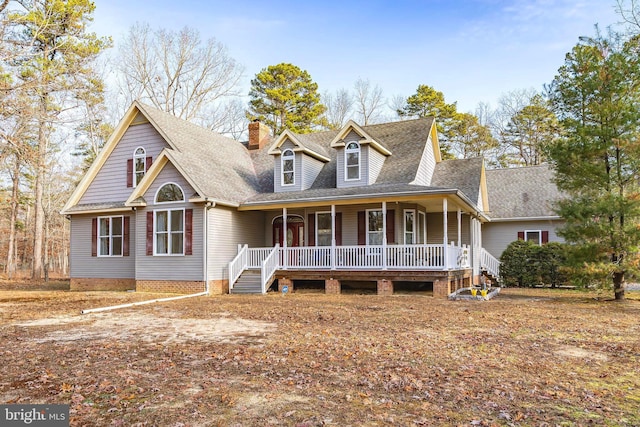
[62,101,185,214]
[330,120,392,156]
[124,150,205,207]
[267,130,330,162]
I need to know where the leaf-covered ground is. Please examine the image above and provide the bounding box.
[1,282,639,426]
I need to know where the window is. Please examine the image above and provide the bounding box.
[155,209,184,255]
[134,147,146,186]
[345,142,360,180]
[525,230,542,245]
[404,210,415,244]
[367,210,384,245]
[98,216,123,256]
[316,212,332,246]
[282,149,295,186]
[156,183,184,203]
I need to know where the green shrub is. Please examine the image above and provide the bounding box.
[500,240,571,287]
[500,240,539,287]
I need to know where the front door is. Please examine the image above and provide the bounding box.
[273,216,304,247]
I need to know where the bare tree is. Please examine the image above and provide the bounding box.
[117,23,244,125]
[354,78,384,125]
[616,0,640,33]
[206,98,248,140]
[492,88,538,138]
[322,88,354,129]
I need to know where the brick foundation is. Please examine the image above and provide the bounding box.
[325,279,341,294]
[70,278,135,291]
[377,279,394,296]
[135,280,206,294]
[208,279,229,295]
[433,279,451,298]
[278,278,294,293]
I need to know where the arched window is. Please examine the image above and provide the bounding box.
[133,147,146,187]
[155,183,184,203]
[282,149,295,186]
[152,183,189,256]
[345,142,360,180]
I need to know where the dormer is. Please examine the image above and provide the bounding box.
[330,121,392,188]
[267,130,330,192]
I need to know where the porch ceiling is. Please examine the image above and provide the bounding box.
[238,185,485,217]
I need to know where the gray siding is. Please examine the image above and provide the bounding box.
[413,134,436,185]
[135,162,203,281]
[69,214,136,278]
[426,212,472,246]
[368,148,386,184]
[207,207,265,281]
[301,155,324,189]
[482,219,564,259]
[80,122,169,204]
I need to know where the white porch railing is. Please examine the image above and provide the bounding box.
[269,244,472,271]
[480,248,500,279]
[228,244,248,290]
[261,244,280,293]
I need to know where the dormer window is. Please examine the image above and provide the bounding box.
[282,149,295,186]
[345,142,360,180]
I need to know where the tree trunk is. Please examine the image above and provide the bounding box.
[6,157,21,279]
[613,271,625,301]
[31,106,47,281]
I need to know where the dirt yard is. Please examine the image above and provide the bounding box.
[1,282,639,426]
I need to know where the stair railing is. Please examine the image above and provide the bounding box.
[228,244,248,291]
[480,248,500,281]
[261,244,280,293]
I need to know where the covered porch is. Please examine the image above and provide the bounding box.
[229,195,500,297]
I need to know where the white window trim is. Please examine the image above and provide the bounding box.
[404,209,416,245]
[524,229,542,245]
[153,208,185,256]
[154,182,185,205]
[366,208,384,246]
[97,215,124,257]
[315,211,332,246]
[133,146,146,187]
[281,149,295,187]
[345,141,361,181]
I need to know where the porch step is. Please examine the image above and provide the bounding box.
[231,270,263,294]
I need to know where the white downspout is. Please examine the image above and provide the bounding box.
[331,204,336,270]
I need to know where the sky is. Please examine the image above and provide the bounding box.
[90,0,623,114]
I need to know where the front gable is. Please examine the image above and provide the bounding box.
[63,102,174,214]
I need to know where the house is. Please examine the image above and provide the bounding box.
[61,101,562,298]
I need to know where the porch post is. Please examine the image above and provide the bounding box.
[283,207,288,269]
[331,204,336,270]
[382,201,387,270]
[457,209,462,247]
[443,198,448,269]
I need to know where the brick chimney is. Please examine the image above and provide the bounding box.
[248,120,271,150]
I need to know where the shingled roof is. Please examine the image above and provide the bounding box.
[485,164,562,219]
[431,157,484,206]
[137,103,260,205]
